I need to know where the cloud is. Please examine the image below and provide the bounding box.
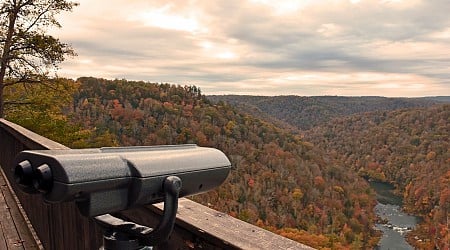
[50,0,450,97]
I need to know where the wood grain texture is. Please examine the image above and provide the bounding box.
[0,172,25,249]
[120,199,314,250]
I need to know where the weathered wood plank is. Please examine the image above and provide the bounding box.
[121,198,314,250]
[0,188,11,250]
[0,174,24,249]
[0,169,41,250]
[0,222,8,250]
[173,199,314,250]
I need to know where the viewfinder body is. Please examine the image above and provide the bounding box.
[13,145,231,216]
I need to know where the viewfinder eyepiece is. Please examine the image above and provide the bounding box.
[14,160,33,187]
[33,164,53,193]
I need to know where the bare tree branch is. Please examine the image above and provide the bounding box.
[24,0,56,33]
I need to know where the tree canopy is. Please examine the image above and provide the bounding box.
[306,105,449,249]
[66,77,380,248]
[0,0,77,117]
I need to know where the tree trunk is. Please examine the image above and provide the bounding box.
[0,84,3,118]
[0,7,19,118]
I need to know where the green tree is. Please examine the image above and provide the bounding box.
[4,78,88,147]
[0,0,77,117]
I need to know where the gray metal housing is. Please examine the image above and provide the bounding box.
[13,145,231,216]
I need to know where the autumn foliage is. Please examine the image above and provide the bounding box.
[12,77,448,248]
[50,77,380,248]
[306,105,449,249]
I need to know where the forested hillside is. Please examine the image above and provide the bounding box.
[72,77,382,248]
[208,95,441,130]
[12,78,446,248]
[305,105,449,249]
[5,77,380,249]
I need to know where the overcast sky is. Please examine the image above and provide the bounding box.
[51,0,450,97]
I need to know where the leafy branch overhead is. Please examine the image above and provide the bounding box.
[0,0,78,117]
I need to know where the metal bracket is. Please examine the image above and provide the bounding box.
[95,176,182,249]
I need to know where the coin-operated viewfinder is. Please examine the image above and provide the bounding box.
[13,145,231,249]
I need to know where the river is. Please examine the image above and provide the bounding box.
[370,181,419,250]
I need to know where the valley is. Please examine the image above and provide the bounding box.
[212,94,449,249]
[4,78,448,249]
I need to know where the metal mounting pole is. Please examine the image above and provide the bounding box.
[95,176,182,250]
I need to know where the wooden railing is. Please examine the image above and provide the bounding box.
[0,118,314,250]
